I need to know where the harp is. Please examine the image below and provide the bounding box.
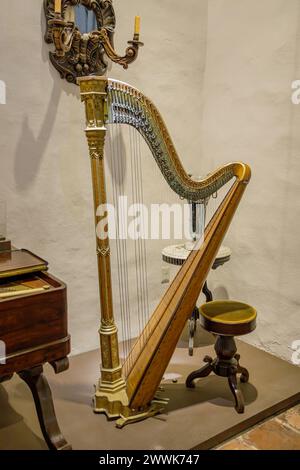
[78,76,251,428]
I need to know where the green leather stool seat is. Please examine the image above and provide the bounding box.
[200,300,257,336]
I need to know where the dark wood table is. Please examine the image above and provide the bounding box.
[0,244,71,450]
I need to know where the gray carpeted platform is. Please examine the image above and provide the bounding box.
[1,340,300,450]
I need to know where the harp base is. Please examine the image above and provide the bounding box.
[93,394,168,429]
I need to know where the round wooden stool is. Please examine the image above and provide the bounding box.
[186,300,257,413]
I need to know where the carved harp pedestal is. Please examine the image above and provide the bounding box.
[79,76,251,428]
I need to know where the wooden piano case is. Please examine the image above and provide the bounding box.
[0,244,71,450]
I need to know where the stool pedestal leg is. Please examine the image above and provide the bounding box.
[188,307,200,357]
[228,374,244,413]
[186,336,250,414]
[214,336,247,413]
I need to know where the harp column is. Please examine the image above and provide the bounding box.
[78,77,128,409]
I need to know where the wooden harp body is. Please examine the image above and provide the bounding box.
[79,76,251,427]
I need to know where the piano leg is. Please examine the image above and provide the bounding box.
[18,362,72,451]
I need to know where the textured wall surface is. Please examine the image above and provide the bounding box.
[0,0,300,362]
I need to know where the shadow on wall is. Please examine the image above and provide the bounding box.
[213,285,230,300]
[13,84,61,191]
[13,4,81,191]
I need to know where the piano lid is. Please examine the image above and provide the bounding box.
[0,249,48,279]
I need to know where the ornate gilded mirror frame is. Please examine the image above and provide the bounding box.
[44,0,143,84]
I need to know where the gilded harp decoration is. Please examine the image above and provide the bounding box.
[44,0,143,84]
[79,76,251,428]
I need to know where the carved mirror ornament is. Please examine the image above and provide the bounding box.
[44,0,143,84]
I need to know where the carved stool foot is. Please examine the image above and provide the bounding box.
[18,361,71,451]
[186,341,248,413]
[238,366,249,383]
[186,358,213,388]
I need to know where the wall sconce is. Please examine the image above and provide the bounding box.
[44,0,143,84]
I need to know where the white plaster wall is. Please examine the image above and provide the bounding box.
[0,0,299,362]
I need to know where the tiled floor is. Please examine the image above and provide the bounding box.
[218,404,300,450]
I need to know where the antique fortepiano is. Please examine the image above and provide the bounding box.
[0,238,71,450]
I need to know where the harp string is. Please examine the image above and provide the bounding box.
[131,125,144,367]
[118,123,133,359]
[108,118,132,360]
[153,177,235,344]
[137,131,150,345]
[119,125,130,360]
[129,124,150,357]
[109,88,132,362]
[108,87,151,366]
[108,85,234,364]
[123,179,237,378]
[131,93,145,343]
[129,126,143,358]
[136,138,146,341]
[129,126,142,341]
[108,121,126,358]
[107,94,121,346]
